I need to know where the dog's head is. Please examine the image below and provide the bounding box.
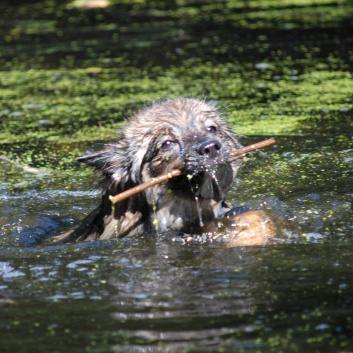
[78,98,242,206]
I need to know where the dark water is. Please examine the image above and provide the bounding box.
[2,240,353,353]
[2,136,353,352]
[1,1,353,352]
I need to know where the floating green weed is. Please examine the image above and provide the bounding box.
[0,0,352,175]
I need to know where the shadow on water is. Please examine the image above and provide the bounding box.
[1,0,353,352]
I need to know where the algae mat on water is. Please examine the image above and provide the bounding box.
[0,0,352,169]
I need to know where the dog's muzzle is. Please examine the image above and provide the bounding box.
[189,137,228,171]
[197,138,222,159]
[178,137,232,200]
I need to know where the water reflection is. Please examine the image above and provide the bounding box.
[1,229,353,351]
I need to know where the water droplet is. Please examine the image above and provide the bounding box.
[194,196,204,227]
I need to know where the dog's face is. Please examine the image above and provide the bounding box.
[79,98,242,234]
[138,99,241,202]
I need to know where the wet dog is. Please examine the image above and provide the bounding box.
[55,98,274,244]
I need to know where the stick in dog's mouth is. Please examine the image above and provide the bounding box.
[109,138,276,205]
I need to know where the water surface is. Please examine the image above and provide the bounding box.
[1,1,353,352]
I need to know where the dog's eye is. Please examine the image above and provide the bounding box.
[161,140,177,150]
[206,125,217,133]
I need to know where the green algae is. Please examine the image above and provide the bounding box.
[0,65,351,144]
[0,0,352,172]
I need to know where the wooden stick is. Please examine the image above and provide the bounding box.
[109,138,276,205]
[109,170,183,204]
[229,137,276,158]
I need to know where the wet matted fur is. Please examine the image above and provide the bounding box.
[56,98,243,242]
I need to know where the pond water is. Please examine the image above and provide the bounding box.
[1,1,353,352]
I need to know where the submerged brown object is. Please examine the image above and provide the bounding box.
[109,138,276,205]
[225,210,276,247]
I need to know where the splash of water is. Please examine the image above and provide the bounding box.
[186,171,204,227]
[188,166,225,228]
[111,204,119,238]
[194,195,204,227]
[151,198,159,233]
[208,168,225,201]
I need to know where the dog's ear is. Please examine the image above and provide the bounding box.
[77,146,135,191]
[77,148,127,176]
[77,149,113,170]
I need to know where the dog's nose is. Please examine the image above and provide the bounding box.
[197,139,222,158]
